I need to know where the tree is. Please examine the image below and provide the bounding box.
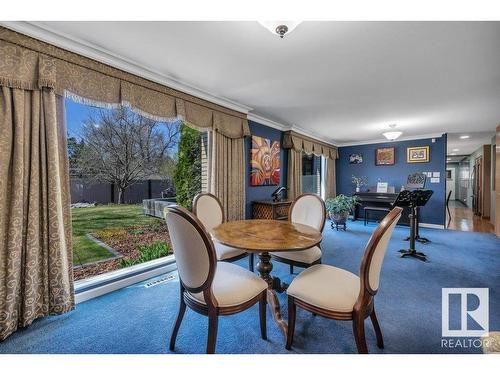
[79,107,179,204]
[158,155,178,197]
[173,124,201,209]
[67,136,85,177]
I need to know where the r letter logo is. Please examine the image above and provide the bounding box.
[442,288,489,337]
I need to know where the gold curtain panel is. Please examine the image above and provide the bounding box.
[211,131,246,220]
[0,90,74,340]
[0,27,249,138]
[283,131,338,159]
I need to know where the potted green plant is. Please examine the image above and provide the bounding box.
[325,194,359,231]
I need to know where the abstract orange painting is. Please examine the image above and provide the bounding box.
[250,136,281,186]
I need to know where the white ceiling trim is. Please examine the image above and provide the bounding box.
[1,21,338,147]
[247,113,337,145]
[336,132,445,147]
[247,113,287,131]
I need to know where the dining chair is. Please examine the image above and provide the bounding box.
[285,206,402,354]
[270,193,326,274]
[165,205,268,354]
[193,193,254,271]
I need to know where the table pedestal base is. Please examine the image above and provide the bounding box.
[256,252,288,338]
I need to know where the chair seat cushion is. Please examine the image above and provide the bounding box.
[287,264,360,312]
[189,262,267,307]
[271,246,322,264]
[215,242,247,261]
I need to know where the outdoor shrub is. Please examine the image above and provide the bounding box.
[173,123,201,210]
[120,241,171,268]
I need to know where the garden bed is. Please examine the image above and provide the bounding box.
[72,205,172,281]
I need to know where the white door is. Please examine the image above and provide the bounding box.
[446,168,455,200]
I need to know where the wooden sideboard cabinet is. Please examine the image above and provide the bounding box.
[252,200,292,220]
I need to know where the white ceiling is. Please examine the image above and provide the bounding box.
[447,131,495,157]
[12,21,500,151]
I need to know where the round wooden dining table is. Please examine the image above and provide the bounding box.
[211,219,322,338]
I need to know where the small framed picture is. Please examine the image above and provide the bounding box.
[349,153,363,164]
[375,147,395,166]
[407,146,430,163]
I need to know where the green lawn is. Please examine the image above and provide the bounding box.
[71,204,160,266]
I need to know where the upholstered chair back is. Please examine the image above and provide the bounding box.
[165,205,216,291]
[193,193,224,232]
[361,207,402,292]
[290,194,326,232]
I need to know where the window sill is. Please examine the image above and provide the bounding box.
[74,255,177,304]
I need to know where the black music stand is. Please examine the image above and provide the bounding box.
[404,173,431,244]
[394,189,433,262]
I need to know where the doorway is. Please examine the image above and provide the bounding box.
[446,152,494,233]
[472,156,483,216]
[446,168,455,200]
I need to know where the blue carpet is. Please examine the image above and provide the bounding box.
[1,220,499,354]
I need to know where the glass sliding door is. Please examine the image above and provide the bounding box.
[302,152,323,196]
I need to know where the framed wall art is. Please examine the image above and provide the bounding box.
[375,147,395,166]
[407,146,430,163]
[250,135,281,186]
[349,153,363,164]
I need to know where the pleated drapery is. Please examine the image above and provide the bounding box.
[210,131,246,221]
[0,88,74,341]
[287,149,303,201]
[326,157,336,198]
[283,131,338,160]
[283,130,338,200]
[0,27,250,137]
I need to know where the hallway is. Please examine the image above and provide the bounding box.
[447,200,494,233]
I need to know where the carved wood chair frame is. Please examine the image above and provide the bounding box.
[167,205,267,354]
[286,207,403,354]
[271,193,326,273]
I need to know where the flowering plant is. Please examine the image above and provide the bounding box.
[352,175,367,188]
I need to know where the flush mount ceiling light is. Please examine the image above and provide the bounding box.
[258,21,302,38]
[382,124,403,141]
[459,135,470,139]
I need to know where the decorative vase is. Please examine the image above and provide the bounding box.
[330,211,349,231]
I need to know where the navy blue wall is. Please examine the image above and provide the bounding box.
[336,135,447,225]
[245,121,288,219]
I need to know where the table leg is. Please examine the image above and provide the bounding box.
[256,252,288,338]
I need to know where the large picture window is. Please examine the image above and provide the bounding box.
[66,98,204,280]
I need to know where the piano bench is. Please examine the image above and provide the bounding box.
[364,206,391,226]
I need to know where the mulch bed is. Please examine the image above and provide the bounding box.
[73,221,171,281]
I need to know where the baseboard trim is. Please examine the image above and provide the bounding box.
[420,223,445,230]
[75,255,177,304]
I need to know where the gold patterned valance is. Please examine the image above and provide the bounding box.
[283,131,338,159]
[0,27,249,138]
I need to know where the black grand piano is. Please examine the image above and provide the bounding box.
[353,190,411,226]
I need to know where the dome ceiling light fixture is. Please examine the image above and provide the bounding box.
[382,124,403,141]
[258,21,302,38]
